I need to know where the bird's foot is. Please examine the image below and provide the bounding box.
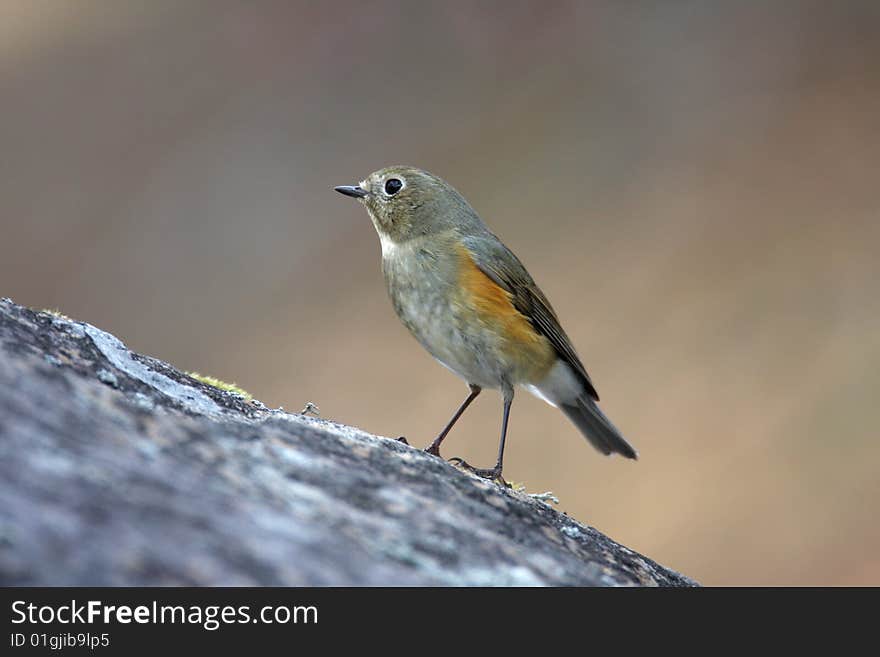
[423,442,442,457]
[396,436,409,445]
[447,457,506,485]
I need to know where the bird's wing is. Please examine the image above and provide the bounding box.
[461,233,599,401]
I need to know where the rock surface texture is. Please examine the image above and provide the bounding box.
[0,298,696,586]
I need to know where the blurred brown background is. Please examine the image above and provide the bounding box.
[2,0,878,585]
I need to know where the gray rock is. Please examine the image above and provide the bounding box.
[0,299,696,586]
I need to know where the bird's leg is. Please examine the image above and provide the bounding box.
[424,384,481,457]
[449,389,513,484]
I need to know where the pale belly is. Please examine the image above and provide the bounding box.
[404,301,510,389]
[382,241,549,390]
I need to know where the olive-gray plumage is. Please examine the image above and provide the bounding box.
[335,166,637,478]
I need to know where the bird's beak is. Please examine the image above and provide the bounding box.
[334,185,369,199]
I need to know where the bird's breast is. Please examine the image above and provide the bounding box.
[381,237,555,388]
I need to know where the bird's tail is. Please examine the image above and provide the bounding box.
[561,396,638,459]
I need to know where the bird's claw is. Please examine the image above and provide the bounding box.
[447,457,506,485]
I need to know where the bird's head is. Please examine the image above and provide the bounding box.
[335,165,477,245]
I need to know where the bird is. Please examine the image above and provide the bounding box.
[335,166,636,481]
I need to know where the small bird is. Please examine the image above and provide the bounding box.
[335,166,636,480]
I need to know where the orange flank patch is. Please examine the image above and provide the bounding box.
[455,244,555,380]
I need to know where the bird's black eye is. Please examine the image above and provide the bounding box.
[384,178,403,196]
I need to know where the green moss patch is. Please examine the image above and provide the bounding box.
[187,371,253,401]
